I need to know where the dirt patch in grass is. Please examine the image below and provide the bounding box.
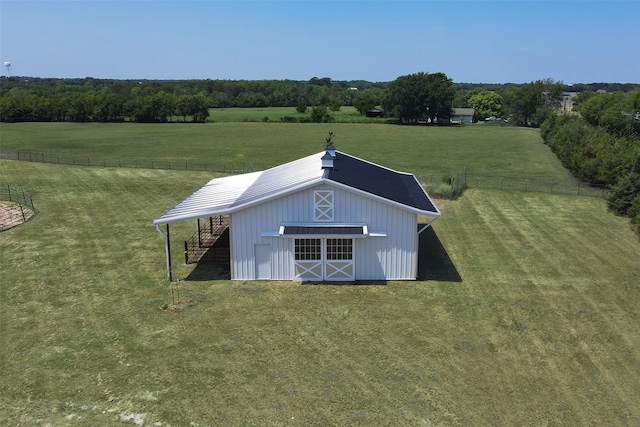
[0,201,36,231]
[159,300,198,313]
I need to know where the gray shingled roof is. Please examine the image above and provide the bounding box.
[327,152,438,213]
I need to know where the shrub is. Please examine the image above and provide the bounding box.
[629,194,640,235]
[309,105,334,123]
[606,171,640,216]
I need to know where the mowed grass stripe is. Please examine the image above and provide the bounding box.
[1,160,639,425]
[434,190,640,424]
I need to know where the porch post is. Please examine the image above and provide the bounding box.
[166,224,173,281]
[156,224,173,281]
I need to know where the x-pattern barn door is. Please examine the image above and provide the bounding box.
[294,238,354,281]
[314,191,334,221]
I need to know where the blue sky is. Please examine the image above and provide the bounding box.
[1,1,639,83]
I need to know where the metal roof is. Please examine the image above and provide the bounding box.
[326,152,439,213]
[154,150,440,225]
[282,225,365,236]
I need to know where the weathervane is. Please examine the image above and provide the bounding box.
[325,131,336,150]
[326,131,334,145]
[325,132,336,157]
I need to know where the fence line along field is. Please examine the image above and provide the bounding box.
[0,122,577,182]
[1,123,639,425]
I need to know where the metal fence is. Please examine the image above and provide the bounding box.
[0,149,262,174]
[3,149,609,199]
[184,215,230,264]
[0,185,37,231]
[0,184,35,210]
[423,172,608,199]
[470,175,608,197]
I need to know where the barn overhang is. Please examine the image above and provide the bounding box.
[260,223,386,238]
[283,225,365,237]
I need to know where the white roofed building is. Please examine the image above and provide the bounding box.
[154,143,440,282]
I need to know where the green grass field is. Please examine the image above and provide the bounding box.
[1,122,639,425]
[206,106,384,124]
[1,122,574,183]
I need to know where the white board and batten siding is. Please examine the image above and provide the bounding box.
[230,183,419,281]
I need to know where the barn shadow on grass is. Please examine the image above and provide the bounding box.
[417,226,462,282]
[185,261,231,281]
[184,228,231,281]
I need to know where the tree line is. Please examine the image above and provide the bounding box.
[0,77,388,123]
[541,89,640,235]
[3,75,635,124]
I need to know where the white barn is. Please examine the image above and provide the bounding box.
[154,144,441,281]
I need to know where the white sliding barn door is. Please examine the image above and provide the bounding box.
[324,238,354,280]
[294,238,323,281]
[293,238,354,281]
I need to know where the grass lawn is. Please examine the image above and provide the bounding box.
[207,106,308,123]
[0,122,574,184]
[1,158,639,426]
[206,106,382,123]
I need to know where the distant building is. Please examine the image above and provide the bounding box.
[365,107,385,118]
[450,108,475,124]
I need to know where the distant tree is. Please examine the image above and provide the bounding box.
[296,96,308,113]
[576,89,640,135]
[94,93,125,122]
[328,97,342,113]
[467,90,505,120]
[175,95,192,122]
[151,91,176,122]
[577,92,625,127]
[309,105,334,123]
[387,73,426,122]
[453,88,480,109]
[424,72,456,123]
[209,91,232,108]
[0,91,23,122]
[353,91,377,115]
[571,90,596,109]
[308,77,332,87]
[175,93,209,122]
[504,78,563,126]
[68,92,95,122]
[190,93,210,123]
[305,84,331,106]
[384,72,454,124]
